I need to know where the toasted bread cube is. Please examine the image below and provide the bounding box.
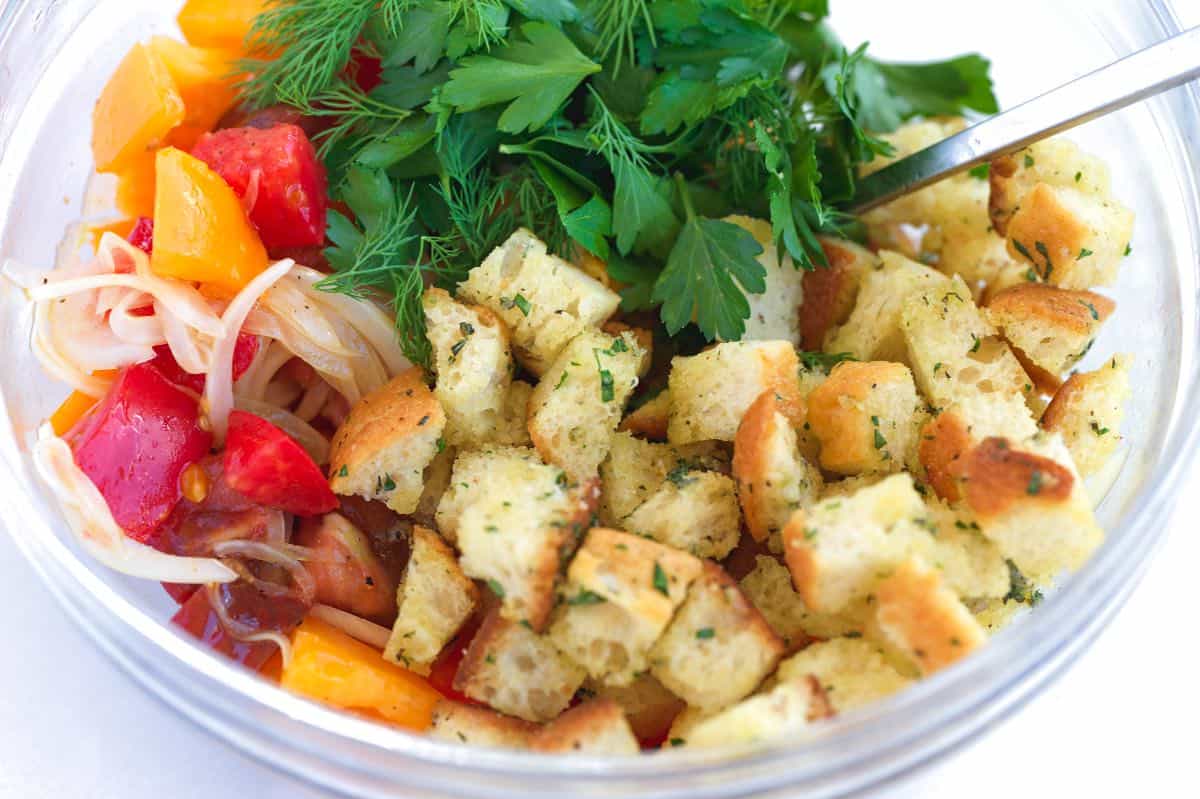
[528,329,648,480]
[620,390,671,440]
[599,432,730,526]
[799,237,878,351]
[458,229,620,375]
[989,138,1116,236]
[919,498,1010,600]
[423,287,513,447]
[733,391,823,545]
[781,474,932,614]
[435,446,541,544]
[587,674,685,744]
[529,699,640,755]
[984,284,1114,376]
[413,443,455,528]
[668,341,803,444]
[329,367,447,514]
[681,676,831,748]
[1041,354,1131,476]
[454,608,587,722]
[873,558,987,675]
[739,555,866,649]
[901,275,1037,440]
[549,528,703,685]
[428,699,536,749]
[623,471,742,559]
[958,433,1103,578]
[384,526,479,673]
[776,637,912,713]
[725,216,806,346]
[649,563,785,712]
[826,251,951,363]
[806,361,924,476]
[492,380,534,446]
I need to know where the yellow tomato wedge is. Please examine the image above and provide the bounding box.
[150,37,240,151]
[114,152,156,218]
[177,0,267,53]
[91,43,185,173]
[151,147,268,295]
[281,617,442,731]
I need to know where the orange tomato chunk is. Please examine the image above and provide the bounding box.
[282,617,441,731]
[150,37,240,150]
[92,44,185,173]
[177,0,267,52]
[114,152,157,218]
[150,147,268,294]
[50,391,100,436]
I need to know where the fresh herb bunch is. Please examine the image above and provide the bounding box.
[238,0,998,365]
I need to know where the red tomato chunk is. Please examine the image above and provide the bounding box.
[190,124,328,249]
[150,332,259,394]
[171,587,280,670]
[128,216,154,253]
[222,409,338,517]
[67,363,212,541]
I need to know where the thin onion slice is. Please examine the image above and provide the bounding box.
[309,603,392,650]
[32,424,237,584]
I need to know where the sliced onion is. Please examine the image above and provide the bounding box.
[30,272,224,339]
[32,425,237,584]
[294,378,333,422]
[260,278,357,357]
[310,603,392,650]
[236,339,295,403]
[234,397,331,464]
[108,292,163,345]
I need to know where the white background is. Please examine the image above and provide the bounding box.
[3,6,1200,799]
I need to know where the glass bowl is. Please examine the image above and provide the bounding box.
[1,1,1196,796]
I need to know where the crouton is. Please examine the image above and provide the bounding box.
[919,497,1010,600]
[739,555,866,648]
[528,329,648,480]
[454,608,587,722]
[620,391,671,440]
[668,341,803,444]
[458,229,621,375]
[806,361,924,476]
[329,367,447,515]
[549,528,703,685]
[587,674,685,744]
[873,558,987,675]
[423,287,513,447]
[781,474,931,614]
[681,676,831,748]
[428,699,536,749]
[799,237,878,351]
[734,391,823,545]
[724,216,806,346]
[959,433,1103,578]
[984,283,1114,377]
[529,699,639,755]
[413,443,455,529]
[649,563,785,712]
[439,446,595,630]
[598,433,730,525]
[623,470,742,559]
[776,638,912,713]
[1041,354,1131,476]
[901,275,1037,440]
[492,380,534,446]
[988,138,1117,236]
[384,526,479,673]
[825,251,951,363]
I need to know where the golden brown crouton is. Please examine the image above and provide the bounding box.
[806,361,925,476]
[597,433,729,527]
[825,251,951,363]
[649,563,785,712]
[623,471,742,559]
[776,637,912,714]
[725,216,806,346]
[529,699,640,755]
[668,341,803,444]
[1040,354,1131,476]
[919,497,1010,601]
[799,237,878,351]
[491,380,534,447]
[988,138,1118,236]
[428,699,536,749]
[680,676,830,748]
[549,528,703,685]
[454,608,587,722]
[984,283,1114,377]
[739,555,865,649]
[329,367,446,515]
[528,329,648,480]
[733,391,823,545]
[620,391,671,440]
[385,526,479,673]
[423,287,514,447]
[458,229,621,375]
[917,410,972,502]
[873,558,987,675]
[587,674,685,744]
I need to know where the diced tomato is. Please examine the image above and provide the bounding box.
[217,103,330,140]
[427,617,482,705]
[128,216,154,253]
[223,410,338,516]
[150,333,259,394]
[171,585,293,670]
[67,363,212,541]
[295,515,397,623]
[190,124,327,249]
[348,49,382,93]
[162,582,200,605]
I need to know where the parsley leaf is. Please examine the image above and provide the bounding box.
[652,562,670,596]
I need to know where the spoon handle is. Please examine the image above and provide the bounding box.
[849,25,1200,215]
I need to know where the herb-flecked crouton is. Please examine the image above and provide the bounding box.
[623,470,742,559]
[724,216,806,346]
[529,699,640,754]
[680,676,832,748]
[776,638,912,714]
[799,237,877,351]
[984,283,1114,378]
[1040,354,1131,476]
[428,699,537,749]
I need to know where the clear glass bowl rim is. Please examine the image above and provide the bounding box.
[0,2,1196,796]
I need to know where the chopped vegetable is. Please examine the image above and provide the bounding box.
[295,514,398,623]
[222,410,339,517]
[149,36,241,151]
[177,0,269,52]
[91,43,185,173]
[127,216,155,253]
[171,587,280,669]
[149,333,259,394]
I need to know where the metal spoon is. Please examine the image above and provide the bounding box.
[849,25,1200,215]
